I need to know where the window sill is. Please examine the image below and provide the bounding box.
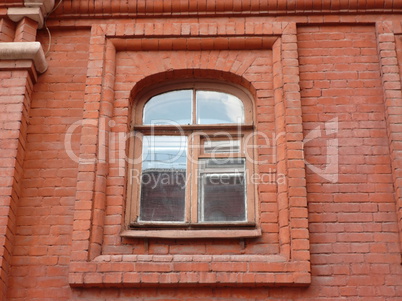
[121,228,262,239]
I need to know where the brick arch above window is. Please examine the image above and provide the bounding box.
[129,69,257,106]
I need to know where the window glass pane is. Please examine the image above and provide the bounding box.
[143,90,192,125]
[204,139,240,153]
[196,91,244,124]
[198,158,246,222]
[139,136,187,222]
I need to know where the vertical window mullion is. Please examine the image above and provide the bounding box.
[129,132,142,224]
[184,133,192,223]
[190,89,198,223]
[190,133,200,223]
[244,132,255,223]
[192,89,197,125]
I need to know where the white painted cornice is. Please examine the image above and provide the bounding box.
[7,0,55,29]
[0,42,47,73]
[25,0,55,15]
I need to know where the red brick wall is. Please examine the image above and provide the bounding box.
[65,22,310,287]
[1,9,402,301]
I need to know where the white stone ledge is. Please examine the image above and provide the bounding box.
[0,42,47,73]
[8,7,44,28]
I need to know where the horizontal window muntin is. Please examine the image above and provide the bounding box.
[203,139,241,154]
[132,132,250,164]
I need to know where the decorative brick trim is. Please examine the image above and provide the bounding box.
[0,18,15,42]
[69,254,310,286]
[52,1,402,18]
[377,21,402,257]
[14,16,37,41]
[278,23,309,262]
[69,21,311,287]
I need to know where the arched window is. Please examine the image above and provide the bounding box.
[127,82,256,230]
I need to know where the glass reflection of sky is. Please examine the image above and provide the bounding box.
[143,90,192,125]
[196,91,244,124]
[142,136,187,171]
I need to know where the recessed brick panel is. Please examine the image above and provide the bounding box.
[64,22,310,287]
[111,48,279,256]
[299,24,401,295]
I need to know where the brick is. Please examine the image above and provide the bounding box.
[0,7,401,301]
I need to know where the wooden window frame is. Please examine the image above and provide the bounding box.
[125,81,261,238]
